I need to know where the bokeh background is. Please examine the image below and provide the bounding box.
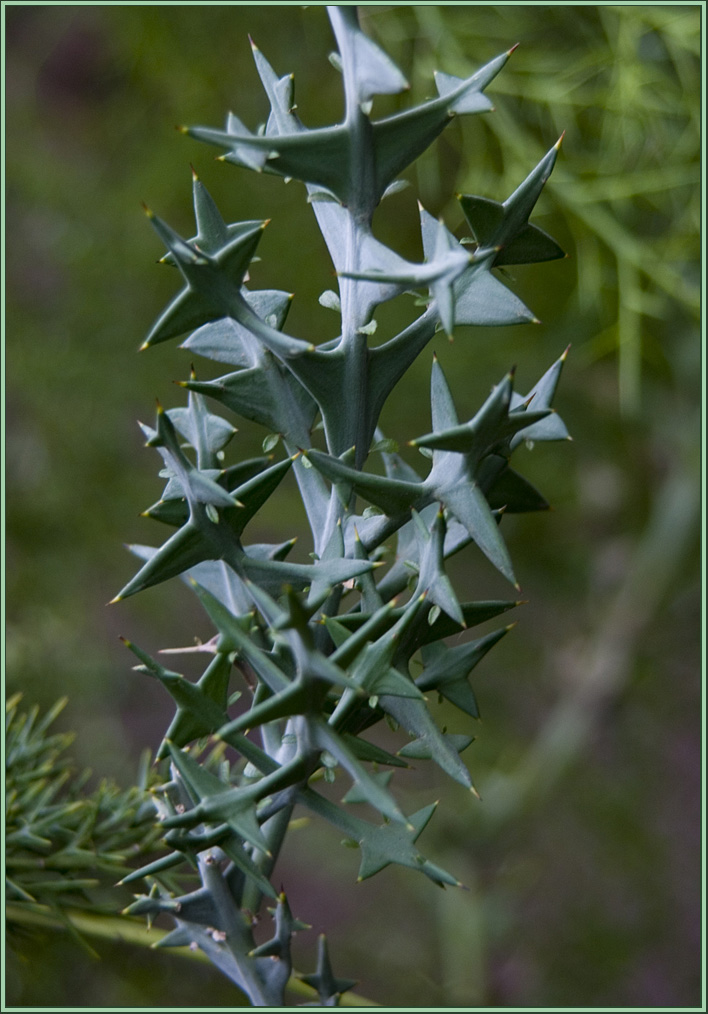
[5,4,702,1008]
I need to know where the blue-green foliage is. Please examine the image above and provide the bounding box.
[120,6,569,1005]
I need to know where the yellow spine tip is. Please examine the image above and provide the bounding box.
[555,130,566,148]
[176,124,189,134]
[508,42,520,55]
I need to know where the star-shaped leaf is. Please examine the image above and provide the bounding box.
[509,346,571,447]
[458,136,565,266]
[416,626,512,718]
[142,209,268,349]
[418,206,536,328]
[249,892,309,959]
[120,638,232,758]
[161,169,262,267]
[299,788,461,888]
[185,46,513,211]
[299,933,357,1006]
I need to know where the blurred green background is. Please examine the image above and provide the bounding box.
[5,4,702,1008]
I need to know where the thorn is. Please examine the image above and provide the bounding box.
[141,202,154,219]
[470,785,482,800]
[508,42,520,55]
[531,317,542,325]
[561,343,572,360]
[176,125,189,134]
[248,34,258,51]
[118,636,130,645]
[108,595,122,605]
[139,342,149,352]
[514,581,522,593]
[555,130,566,149]
[190,163,199,181]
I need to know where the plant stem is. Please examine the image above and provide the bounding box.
[6,903,380,1006]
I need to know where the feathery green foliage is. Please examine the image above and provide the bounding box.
[5,696,159,934]
[115,6,569,1005]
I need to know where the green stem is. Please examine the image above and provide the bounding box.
[5,903,380,1006]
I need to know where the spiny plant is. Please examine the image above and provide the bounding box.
[115,6,569,1006]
